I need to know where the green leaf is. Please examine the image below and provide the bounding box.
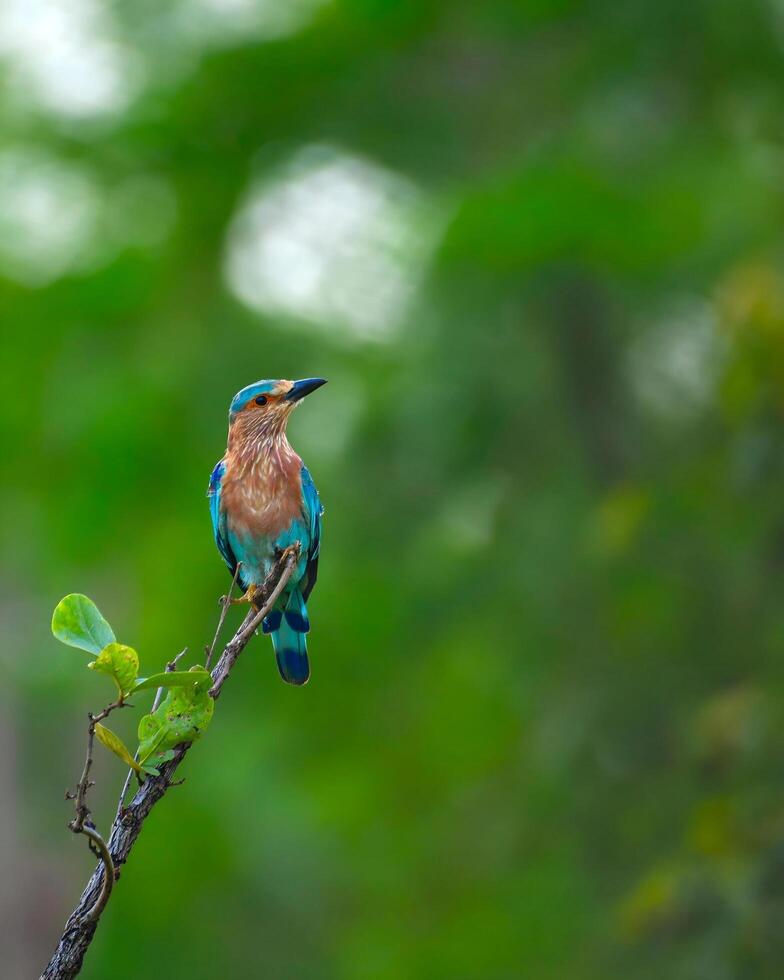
[88,642,139,696]
[139,752,174,777]
[137,673,214,766]
[94,723,143,775]
[190,666,212,694]
[52,594,115,655]
[131,667,211,695]
[137,714,166,762]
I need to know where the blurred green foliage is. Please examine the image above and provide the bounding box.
[4,1,784,978]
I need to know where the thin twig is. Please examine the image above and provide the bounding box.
[66,697,128,926]
[70,700,124,831]
[205,562,242,669]
[41,545,300,980]
[77,828,115,925]
[152,647,188,713]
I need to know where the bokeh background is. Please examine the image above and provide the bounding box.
[3,1,784,977]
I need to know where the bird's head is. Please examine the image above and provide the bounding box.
[227,377,327,448]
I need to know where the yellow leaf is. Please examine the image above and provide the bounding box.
[94,723,143,775]
[88,643,139,696]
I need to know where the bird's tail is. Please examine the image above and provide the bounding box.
[263,588,310,685]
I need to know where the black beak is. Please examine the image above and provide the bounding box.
[286,378,327,402]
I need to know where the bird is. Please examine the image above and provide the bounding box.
[208,378,326,685]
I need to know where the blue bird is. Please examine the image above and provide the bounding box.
[208,378,326,685]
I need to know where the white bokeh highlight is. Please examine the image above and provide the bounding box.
[0,0,141,119]
[172,0,330,46]
[0,151,177,287]
[627,298,727,423]
[0,151,99,286]
[224,146,445,341]
[0,0,326,122]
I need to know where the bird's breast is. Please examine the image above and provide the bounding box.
[221,450,302,540]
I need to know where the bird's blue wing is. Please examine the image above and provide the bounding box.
[261,464,322,685]
[208,460,238,577]
[299,464,322,603]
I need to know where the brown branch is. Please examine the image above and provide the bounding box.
[40,544,300,980]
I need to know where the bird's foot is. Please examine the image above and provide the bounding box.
[225,584,259,606]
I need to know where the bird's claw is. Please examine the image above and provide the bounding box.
[226,585,258,605]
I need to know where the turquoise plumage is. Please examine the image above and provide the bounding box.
[208,378,325,684]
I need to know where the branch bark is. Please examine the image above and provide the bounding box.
[40,545,300,980]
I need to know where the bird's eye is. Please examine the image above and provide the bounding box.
[255,395,267,406]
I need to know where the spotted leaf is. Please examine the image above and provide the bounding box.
[89,643,139,696]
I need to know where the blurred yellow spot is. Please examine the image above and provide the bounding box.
[716,259,784,418]
[691,685,762,765]
[718,259,784,338]
[590,485,650,558]
[618,866,679,939]
[687,797,736,858]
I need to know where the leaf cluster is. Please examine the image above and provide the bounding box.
[52,594,214,779]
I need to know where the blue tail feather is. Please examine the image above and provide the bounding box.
[270,621,309,685]
[284,588,310,632]
[262,610,282,634]
[269,589,310,685]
